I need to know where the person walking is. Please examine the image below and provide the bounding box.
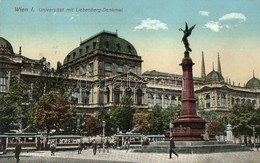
[14,141,22,163]
[50,141,56,156]
[169,137,178,158]
[92,139,97,155]
[78,139,84,154]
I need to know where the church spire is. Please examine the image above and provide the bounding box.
[217,53,222,75]
[201,51,206,79]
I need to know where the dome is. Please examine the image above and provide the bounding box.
[246,76,260,88]
[0,37,14,56]
[63,31,138,65]
[205,70,224,82]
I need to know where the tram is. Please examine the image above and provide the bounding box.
[1,133,40,151]
[114,133,144,148]
[144,134,165,142]
[48,135,82,150]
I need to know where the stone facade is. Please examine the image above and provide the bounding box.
[1,31,260,117]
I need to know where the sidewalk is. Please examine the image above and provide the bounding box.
[19,148,260,163]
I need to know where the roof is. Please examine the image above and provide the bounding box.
[0,37,14,56]
[246,76,260,88]
[63,30,138,65]
[205,70,224,82]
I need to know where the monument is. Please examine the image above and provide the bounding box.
[173,22,206,141]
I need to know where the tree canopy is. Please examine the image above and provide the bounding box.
[33,91,70,134]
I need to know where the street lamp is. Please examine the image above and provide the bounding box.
[253,126,256,149]
[102,121,106,152]
[169,121,174,159]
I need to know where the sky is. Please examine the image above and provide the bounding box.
[0,0,260,86]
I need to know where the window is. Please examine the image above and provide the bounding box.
[117,65,124,73]
[93,42,96,49]
[86,46,89,53]
[73,52,76,59]
[116,43,121,52]
[82,89,90,104]
[206,94,211,108]
[71,89,79,104]
[156,94,162,106]
[220,93,226,107]
[163,95,169,108]
[137,89,142,105]
[171,96,176,106]
[0,70,7,93]
[89,63,94,75]
[129,66,135,73]
[128,45,132,54]
[148,93,154,108]
[105,63,112,72]
[114,86,120,104]
[79,49,82,56]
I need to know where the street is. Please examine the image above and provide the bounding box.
[1,148,259,163]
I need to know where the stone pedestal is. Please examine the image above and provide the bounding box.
[226,124,233,142]
[173,52,206,141]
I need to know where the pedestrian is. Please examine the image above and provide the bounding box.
[14,141,22,163]
[78,139,84,154]
[169,137,178,158]
[244,136,248,146]
[50,141,56,156]
[92,139,97,155]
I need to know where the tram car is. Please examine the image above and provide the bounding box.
[1,133,41,151]
[48,135,82,150]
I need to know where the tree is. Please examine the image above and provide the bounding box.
[0,77,30,133]
[85,115,100,136]
[148,105,165,134]
[228,104,260,136]
[33,91,70,136]
[163,106,181,134]
[0,95,17,133]
[97,107,114,136]
[133,112,150,134]
[109,96,135,133]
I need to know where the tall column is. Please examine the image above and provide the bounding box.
[173,52,206,141]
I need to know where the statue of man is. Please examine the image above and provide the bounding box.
[179,22,196,53]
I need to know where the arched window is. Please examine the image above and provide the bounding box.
[114,86,120,104]
[163,95,169,108]
[82,89,90,104]
[171,96,176,106]
[148,93,154,107]
[156,94,162,106]
[206,94,211,108]
[0,70,7,93]
[137,89,142,105]
[71,88,79,104]
[221,93,226,107]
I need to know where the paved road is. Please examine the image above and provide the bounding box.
[1,148,259,163]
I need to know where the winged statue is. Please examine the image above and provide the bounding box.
[179,22,196,52]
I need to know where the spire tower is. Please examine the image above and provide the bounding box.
[217,53,222,75]
[201,51,206,79]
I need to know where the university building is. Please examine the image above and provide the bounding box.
[1,31,260,117]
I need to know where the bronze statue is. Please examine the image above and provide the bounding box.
[179,22,196,53]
